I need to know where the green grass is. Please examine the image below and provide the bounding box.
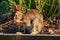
[43,0,58,20]
[0,0,59,20]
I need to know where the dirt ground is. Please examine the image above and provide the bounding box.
[0,15,60,35]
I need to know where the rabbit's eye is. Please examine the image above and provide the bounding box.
[15,14,17,16]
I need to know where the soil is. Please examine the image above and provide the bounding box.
[0,14,60,35]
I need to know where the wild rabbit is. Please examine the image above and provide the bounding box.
[14,4,44,35]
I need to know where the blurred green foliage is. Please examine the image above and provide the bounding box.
[43,0,58,20]
[0,0,10,18]
[0,0,59,20]
[8,0,36,13]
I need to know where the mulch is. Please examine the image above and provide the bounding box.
[0,16,60,35]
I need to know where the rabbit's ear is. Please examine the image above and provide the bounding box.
[13,3,17,10]
[17,4,22,11]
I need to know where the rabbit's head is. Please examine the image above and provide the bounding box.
[14,4,23,24]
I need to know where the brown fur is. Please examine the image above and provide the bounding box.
[14,9,44,34]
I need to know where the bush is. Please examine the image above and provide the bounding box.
[0,0,10,18]
[0,0,58,20]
